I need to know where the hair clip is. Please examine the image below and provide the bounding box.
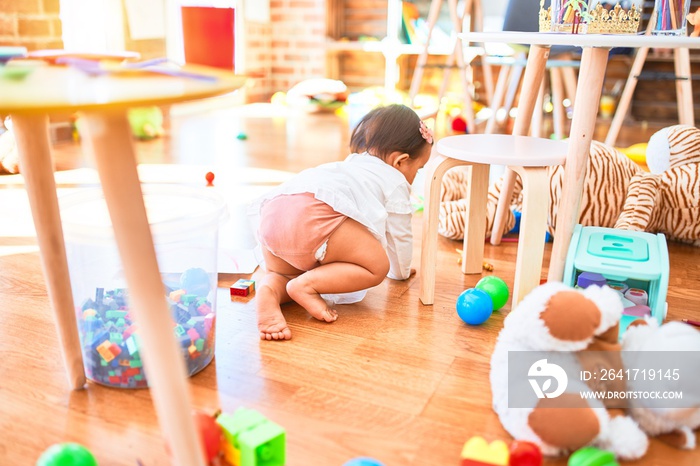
[419,120,434,144]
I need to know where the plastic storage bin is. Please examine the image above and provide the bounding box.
[60,185,227,388]
[563,225,669,337]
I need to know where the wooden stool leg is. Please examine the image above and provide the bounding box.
[530,79,545,138]
[461,163,489,274]
[604,21,654,147]
[491,45,549,245]
[80,111,206,466]
[511,166,549,306]
[550,67,566,140]
[485,65,512,134]
[420,155,469,305]
[561,63,578,108]
[674,47,694,126]
[12,113,86,390]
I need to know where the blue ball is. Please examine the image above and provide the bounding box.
[456,288,493,325]
[179,267,211,297]
[343,458,385,466]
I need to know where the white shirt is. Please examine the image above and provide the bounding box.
[248,152,413,280]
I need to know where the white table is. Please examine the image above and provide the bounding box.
[459,31,700,283]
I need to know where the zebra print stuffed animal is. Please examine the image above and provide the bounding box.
[438,125,700,246]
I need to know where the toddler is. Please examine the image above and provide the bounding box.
[249,104,433,340]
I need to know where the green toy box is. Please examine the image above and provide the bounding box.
[563,225,669,337]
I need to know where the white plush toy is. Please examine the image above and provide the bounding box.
[490,282,649,459]
[622,321,700,449]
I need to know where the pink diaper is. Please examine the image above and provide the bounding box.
[258,193,347,271]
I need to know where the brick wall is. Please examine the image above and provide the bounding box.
[0,0,63,50]
[244,0,327,102]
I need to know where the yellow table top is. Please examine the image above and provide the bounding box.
[0,62,248,114]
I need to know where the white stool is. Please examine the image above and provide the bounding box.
[419,134,568,307]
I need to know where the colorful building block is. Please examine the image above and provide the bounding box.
[216,408,285,466]
[460,436,509,466]
[567,446,618,466]
[230,279,255,297]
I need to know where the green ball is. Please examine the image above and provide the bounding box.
[475,276,509,311]
[36,443,98,466]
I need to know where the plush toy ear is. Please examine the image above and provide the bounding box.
[646,125,700,174]
[614,172,661,232]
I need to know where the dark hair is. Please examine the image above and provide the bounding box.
[349,104,431,161]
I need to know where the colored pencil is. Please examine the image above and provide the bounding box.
[669,0,678,30]
[682,318,700,327]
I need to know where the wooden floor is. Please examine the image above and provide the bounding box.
[1,104,699,465]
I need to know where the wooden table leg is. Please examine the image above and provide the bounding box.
[491,45,550,245]
[79,110,206,466]
[11,113,86,391]
[548,47,610,282]
[674,47,694,126]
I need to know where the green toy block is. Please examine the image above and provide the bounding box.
[568,447,619,466]
[239,421,285,466]
[216,408,286,466]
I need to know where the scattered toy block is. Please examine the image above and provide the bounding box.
[230,279,256,297]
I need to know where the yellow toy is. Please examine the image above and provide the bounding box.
[616,142,647,167]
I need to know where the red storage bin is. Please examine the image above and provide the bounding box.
[181,6,235,70]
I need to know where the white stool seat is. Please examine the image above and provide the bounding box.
[420,134,568,308]
[437,134,567,166]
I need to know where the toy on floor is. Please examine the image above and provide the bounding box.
[438,125,700,247]
[194,410,223,463]
[687,7,700,37]
[490,282,648,459]
[216,407,286,466]
[459,437,542,466]
[567,446,618,466]
[509,440,543,466]
[455,249,494,271]
[205,171,215,186]
[230,279,255,297]
[622,321,700,450]
[563,225,669,337]
[343,458,386,466]
[0,117,19,175]
[460,436,509,465]
[36,443,98,466]
[456,288,493,325]
[616,142,647,166]
[237,132,248,140]
[475,276,509,311]
[490,281,700,460]
[127,106,164,140]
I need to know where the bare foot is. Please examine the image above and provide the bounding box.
[286,277,338,323]
[256,285,292,341]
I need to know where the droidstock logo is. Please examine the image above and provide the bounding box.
[528,359,568,399]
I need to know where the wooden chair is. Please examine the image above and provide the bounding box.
[483,0,580,139]
[419,134,567,307]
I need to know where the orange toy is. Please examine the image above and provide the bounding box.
[687,7,700,37]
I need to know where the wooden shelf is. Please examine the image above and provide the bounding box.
[325,39,455,56]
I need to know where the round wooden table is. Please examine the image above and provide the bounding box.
[0,61,247,466]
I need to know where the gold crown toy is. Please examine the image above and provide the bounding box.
[539,1,642,34]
